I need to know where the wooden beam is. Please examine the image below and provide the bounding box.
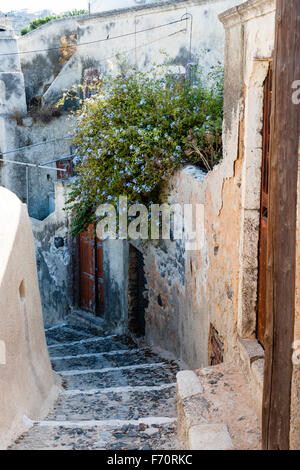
[262,0,300,450]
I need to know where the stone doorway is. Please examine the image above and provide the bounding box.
[128,245,148,336]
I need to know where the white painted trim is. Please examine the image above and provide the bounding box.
[45,323,67,332]
[48,335,118,349]
[64,383,176,396]
[58,362,166,376]
[50,348,144,361]
[37,417,177,428]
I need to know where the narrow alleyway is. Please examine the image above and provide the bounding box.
[11,321,180,450]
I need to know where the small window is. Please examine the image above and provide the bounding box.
[84,68,102,99]
[165,66,186,91]
[56,159,73,179]
[19,280,25,299]
[209,325,224,365]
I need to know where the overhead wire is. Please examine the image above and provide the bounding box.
[0,18,189,57]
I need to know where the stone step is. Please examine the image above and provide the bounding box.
[60,363,179,391]
[46,327,95,345]
[10,420,178,450]
[47,336,137,357]
[64,319,107,338]
[12,322,180,450]
[46,385,177,421]
[51,349,171,371]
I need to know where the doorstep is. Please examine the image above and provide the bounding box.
[68,308,106,335]
[176,363,262,450]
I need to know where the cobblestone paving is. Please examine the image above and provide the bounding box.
[11,322,181,450]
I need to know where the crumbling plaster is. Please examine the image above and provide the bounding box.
[0,114,73,221]
[102,239,129,333]
[31,181,74,326]
[143,153,244,370]
[145,0,276,384]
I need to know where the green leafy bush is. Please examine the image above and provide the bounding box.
[21,27,29,36]
[20,10,87,35]
[66,64,224,234]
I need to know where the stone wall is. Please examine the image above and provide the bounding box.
[0,0,244,329]
[0,187,60,449]
[2,115,73,221]
[101,0,276,383]
[4,0,242,291]
[31,181,74,326]
[142,0,276,411]
[0,24,27,194]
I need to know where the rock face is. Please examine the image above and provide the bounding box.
[11,320,181,450]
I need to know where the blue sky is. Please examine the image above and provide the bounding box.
[1,0,88,13]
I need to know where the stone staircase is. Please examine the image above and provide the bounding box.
[11,322,181,450]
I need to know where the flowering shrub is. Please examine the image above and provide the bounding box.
[66,64,223,234]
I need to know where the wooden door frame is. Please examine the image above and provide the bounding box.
[257,64,272,347]
[262,0,300,450]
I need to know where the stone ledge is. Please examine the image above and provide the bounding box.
[238,337,264,364]
[69,308,106,335]
[251,358,264,389]
[177,362,261,450]
[237,337,264,416]
[176,371,204,400]
[189,424,234,451]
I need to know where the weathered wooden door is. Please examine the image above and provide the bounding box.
[56,159,73,179]
[79,225,104,316]
[257,66,272,347]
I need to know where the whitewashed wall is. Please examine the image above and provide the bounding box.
[89,0,170,14]
[18,0,245,105]
[0,187,60,449]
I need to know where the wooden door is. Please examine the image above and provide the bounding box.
[257,66,272,347]
[56,159,73,179]
[79,225,104,316]
[262,0,300,449]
